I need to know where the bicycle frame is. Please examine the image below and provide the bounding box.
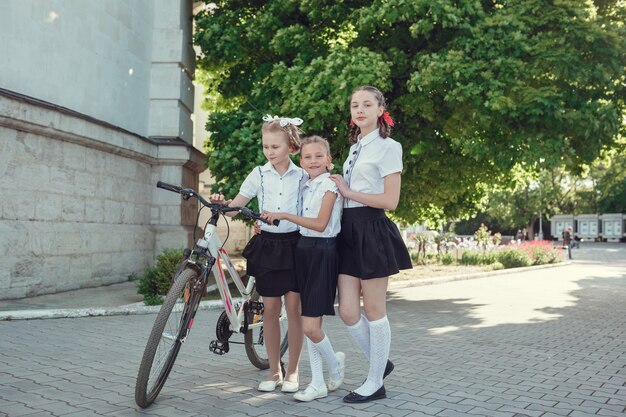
[186,209,261,335]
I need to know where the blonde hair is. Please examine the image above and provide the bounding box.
[262,119,302,152]
[349,85,392,144]
[301,135,334,171]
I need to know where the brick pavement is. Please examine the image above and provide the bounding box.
[0,243,624,416]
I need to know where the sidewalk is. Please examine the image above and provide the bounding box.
[0,242,623,417]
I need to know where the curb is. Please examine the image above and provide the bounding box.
[1,261,571,321]
[0,298,242,321]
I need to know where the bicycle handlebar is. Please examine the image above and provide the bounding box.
[156,181,278,226]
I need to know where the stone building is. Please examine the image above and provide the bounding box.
[0,0,249,299]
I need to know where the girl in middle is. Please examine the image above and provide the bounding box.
[263,135,345,402]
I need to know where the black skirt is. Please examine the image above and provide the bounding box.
[242,231,300,297]
[295,236,338,317]
[338,207,413,279]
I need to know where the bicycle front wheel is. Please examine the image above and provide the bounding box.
[244,289,289,370]
[135,269,203,408]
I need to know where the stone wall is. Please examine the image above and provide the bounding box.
[0,92,205,299]
[0,0,205,299]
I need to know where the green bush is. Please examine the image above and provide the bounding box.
[495,249,532,268]
[460,251,497,265]
[439,253,456,265]
[460,251,480,265]
[484,262,505,271]
[136,248,185,305]
[530,245,560,265]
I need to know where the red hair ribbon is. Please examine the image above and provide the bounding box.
[350,119,355,127]
[381,111,394,127]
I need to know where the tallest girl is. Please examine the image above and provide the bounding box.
[330,86,412,403]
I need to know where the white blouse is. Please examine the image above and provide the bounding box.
[300,173,343,238]
[239,160,307,232]
[342,128,403,208]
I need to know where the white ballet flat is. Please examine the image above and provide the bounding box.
[281,379,299,393]
[258,378,283,392]
[327,351,345,392]
[293,383,328,402]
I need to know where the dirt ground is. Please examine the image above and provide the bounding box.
[390,263,486,281]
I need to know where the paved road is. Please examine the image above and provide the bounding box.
[1,243,625,416]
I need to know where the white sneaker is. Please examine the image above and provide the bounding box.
[293,383,328,402]
[327,352,345,392]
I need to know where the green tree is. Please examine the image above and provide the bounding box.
[194,0,626,223]
[480,144,626,237]
[588,148,626,213]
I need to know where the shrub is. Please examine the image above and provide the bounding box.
[460,250,496,265]
[485,262,505,271]
[495,249,532,268]
[439,253,455,265]
[460,251,481,265]
[136,248,185,305]
[524,242,561,265]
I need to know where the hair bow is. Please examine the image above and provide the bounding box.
[262,114,303,127]
[381,111,395,127]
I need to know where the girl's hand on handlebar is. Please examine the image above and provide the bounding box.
[261,211,286,226]
[209,193,231,205]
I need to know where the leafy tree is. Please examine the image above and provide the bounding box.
[475,144,626,237]
[589,148,626,213]
[193,0,626,223]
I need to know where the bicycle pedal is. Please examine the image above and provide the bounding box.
[209,340,229,355]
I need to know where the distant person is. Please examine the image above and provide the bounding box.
[563,227,573,260]
[515,229,523,243]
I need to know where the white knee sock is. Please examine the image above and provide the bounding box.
[346,314,370,359]
[306,337,324,387]
[315,335,340,381]
[354,316,390,396]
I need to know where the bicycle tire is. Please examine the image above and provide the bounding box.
[135,268,203,408]
[244,288,289,370]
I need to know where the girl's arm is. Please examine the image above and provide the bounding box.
[209,193,251,217]
[263,191,337,232]
[330,173,401,211]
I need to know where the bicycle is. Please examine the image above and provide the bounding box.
[135,181,288,408]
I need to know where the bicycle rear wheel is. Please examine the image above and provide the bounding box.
[244,289,289,370]
[135,268,204,408]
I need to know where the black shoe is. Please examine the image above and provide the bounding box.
[343,386,386,403]
[383,360,394,379]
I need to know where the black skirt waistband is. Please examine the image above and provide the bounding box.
[298,236,337,244]
[259,230,301,240]
[342,207,386,221]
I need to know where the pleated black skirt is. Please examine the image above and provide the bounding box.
[294,236,338,317]
[242,231,300,297]
[338,207,413,279]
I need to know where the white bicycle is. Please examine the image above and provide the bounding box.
[135,181,288,408]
